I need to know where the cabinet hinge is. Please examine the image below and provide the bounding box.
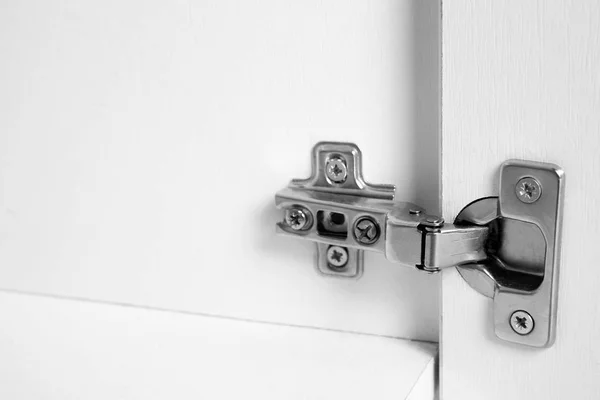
[275,142,564,348]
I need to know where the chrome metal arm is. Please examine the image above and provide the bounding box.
[276,186,489,273]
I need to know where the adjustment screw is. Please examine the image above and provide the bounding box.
[326,245,349,269]
[515,177,542,204]
[510,310,534,335]
[285,208,311,231]
[325,156,348,184]
[353,217,380,245]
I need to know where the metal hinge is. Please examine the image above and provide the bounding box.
[275,142,564,348]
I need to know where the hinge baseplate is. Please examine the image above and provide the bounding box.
[276,141,395,278]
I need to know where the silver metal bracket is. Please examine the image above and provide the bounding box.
[276,142,394,278]
[275,142,564,348]
[455,161,564,347]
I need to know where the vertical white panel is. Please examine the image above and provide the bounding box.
[0,0,440,340]
[442,1,600,398]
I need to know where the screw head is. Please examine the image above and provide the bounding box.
[515,177,542,204]
[285,208,311,231]
[325,157,348,184]
[420,216,445,228]
[353,217,380,245]
[510,310,535,335]
[426,216,444,224]
[326,245,349,269]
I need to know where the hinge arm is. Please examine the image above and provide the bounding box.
[383,207,489,272]
[419,224,489,272]
[276,186,489,273]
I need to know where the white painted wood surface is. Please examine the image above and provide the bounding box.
[0,290,436,400]
[407,357,437,400]
[441,1,600,399]
[0,0,440,340]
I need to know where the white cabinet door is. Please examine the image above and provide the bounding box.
[0,0,441,342]
[441,1,600,399]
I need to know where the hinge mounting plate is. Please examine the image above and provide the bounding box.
[276,142,396,278]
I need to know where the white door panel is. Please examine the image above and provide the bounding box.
[0,0,441,340]
[442,1,600,398]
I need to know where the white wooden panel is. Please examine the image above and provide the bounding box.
[441,1,600,398]
[0,0,440,340]
[407,357,437,400]
[0,290,437,400]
